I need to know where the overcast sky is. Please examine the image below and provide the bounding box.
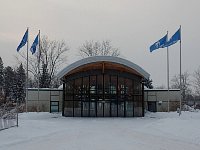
[0,0,199,87]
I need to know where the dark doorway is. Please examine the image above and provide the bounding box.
[148,101,157,112]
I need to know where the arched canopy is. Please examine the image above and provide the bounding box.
[57,56,150,79]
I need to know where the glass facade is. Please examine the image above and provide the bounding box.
[63,69,144,117]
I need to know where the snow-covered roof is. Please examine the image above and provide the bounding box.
[58,84,63,89]
[57,56,150,79]
[28,88,62,91]
[145,89,180,91]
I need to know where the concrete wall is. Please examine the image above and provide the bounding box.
[27,88,180,113]
[144,89,181,112]
[27,88,62,112]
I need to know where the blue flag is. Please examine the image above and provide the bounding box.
[150,34,167,52]
[30,34,39,54]
[17,29,28,52]
[166,28,181,47]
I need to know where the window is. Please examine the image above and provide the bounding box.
[50,101,59,112]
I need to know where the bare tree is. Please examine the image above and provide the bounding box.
[193,66,200,96]
[171,71,192,101]
[16,35,69,88]
[79,40,120,58]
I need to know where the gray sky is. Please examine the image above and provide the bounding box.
[0,0,199,87]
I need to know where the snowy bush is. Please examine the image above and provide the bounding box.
[182,104,199,112]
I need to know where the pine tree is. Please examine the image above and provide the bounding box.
[0,57,4,90]
[12,70,18,102]
[15,64,26,103]
[39,63,50,88]
[0,57,4,104]
[3,66,15,102]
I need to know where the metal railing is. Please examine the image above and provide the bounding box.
[0,103,18,131]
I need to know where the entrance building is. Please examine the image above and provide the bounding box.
[57,56,150,117]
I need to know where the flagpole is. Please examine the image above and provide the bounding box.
[166,31,170,112]
[179,25,182,116]
[26,27,29,113]
[37,30,41,112]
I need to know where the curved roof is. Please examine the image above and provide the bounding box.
[57,56,150,79]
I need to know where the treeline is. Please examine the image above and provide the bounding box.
[0,57,25,105]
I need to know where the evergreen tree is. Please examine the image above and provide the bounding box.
[3,66,15,102]
[12,70,18,102]
[0,57,4,91]
[39,63,50,88]
[0,57,4,104]
[143,78,153,89]
[28,77,35,88]
[14,64,26,103]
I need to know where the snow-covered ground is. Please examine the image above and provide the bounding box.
[0,111,200,150]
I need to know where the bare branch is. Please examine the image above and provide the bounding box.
[193,67,200,96]
[79,40,120,58]
[171,71,192,101]
[14,35,69,88]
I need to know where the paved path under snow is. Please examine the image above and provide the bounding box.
[0,112,200,150]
